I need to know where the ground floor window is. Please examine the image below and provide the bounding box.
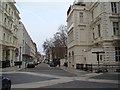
[115,47,120,62]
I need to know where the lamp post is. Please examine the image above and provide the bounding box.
[19,46,22,68]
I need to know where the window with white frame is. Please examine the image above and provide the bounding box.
[8,20,10,28]
[79,12,83,23]
[111,2,118,14]
[10,37,11,43]
[3,33,5,41]
[9,8,11,13]
[92,28,95,40]
[98,24,101,37]
[115,47,120,62]
[113,22,119,35]
[11,23,12,29]
[11,11,13,16]
[7,34,9,42]
[68,29,73,43]
[4,18,6,25]
[5,4,8,10]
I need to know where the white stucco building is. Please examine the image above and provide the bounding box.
[0,1,38,68]
[18,21,38,63]
[0,1,20,67]
[67,1,120,71]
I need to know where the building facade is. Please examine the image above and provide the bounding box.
[0,1,20,67]
[0,1,38,68]
[67,1,120,71]
[18,21,38,63]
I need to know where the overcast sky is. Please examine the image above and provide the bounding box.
[15,1,74,54]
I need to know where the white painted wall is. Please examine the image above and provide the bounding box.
[67,2,120,69]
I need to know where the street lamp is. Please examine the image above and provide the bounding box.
[19,46,22,61]
[19,46,22,68]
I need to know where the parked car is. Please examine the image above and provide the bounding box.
[26,62,35,68]
[37,61,41,64]
[49,61,56,67]
[0,76,11,90]
[34,61,38,66]
[2,60,10,68]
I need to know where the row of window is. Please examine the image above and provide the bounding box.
[4,17,17,34]
[79,2,119,23]
[68,47,120,62]
[92,22,119,40]
[68,51,74,57]
[5,3,14,17]
[3,33,16,45]
[4,17,13,29]
[3,33,11,43]
[68,22,119,43]
[4,3,19,26]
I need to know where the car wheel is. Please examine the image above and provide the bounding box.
[8,81,11,90]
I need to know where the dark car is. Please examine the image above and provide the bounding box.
[0,76,11,90]
[49,61,56,67]
[26,62,35,68]
[34,61,38,66]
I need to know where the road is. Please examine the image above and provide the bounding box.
[2,63,120,90]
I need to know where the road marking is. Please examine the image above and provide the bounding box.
[12,78,74,88]
[2,71,68,78]
[88,79,119,84]
[19,72,66,78]
[11,74,119,88]
[2,71,119,88]
[12,76,119,88]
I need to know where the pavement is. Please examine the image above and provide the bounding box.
[59,66,91,77]
[1,66,24,72]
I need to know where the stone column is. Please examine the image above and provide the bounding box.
[12,49,15,66]
[9,48,13,66]
[3,49,6,61]
[0,45,2,61]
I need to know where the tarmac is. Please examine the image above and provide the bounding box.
[1,63,119,89]
[1,63,120,81]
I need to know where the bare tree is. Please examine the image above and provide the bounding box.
[53,25,67,47]
[42,25,67,60]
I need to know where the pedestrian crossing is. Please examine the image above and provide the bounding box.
[7,71,119,88]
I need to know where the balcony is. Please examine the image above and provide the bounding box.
[112,35,120,46]
[2,40,14,47]
[112,35,120,40]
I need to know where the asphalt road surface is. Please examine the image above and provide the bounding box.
[2,63,120,90]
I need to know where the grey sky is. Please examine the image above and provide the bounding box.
[15,1,74,54]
